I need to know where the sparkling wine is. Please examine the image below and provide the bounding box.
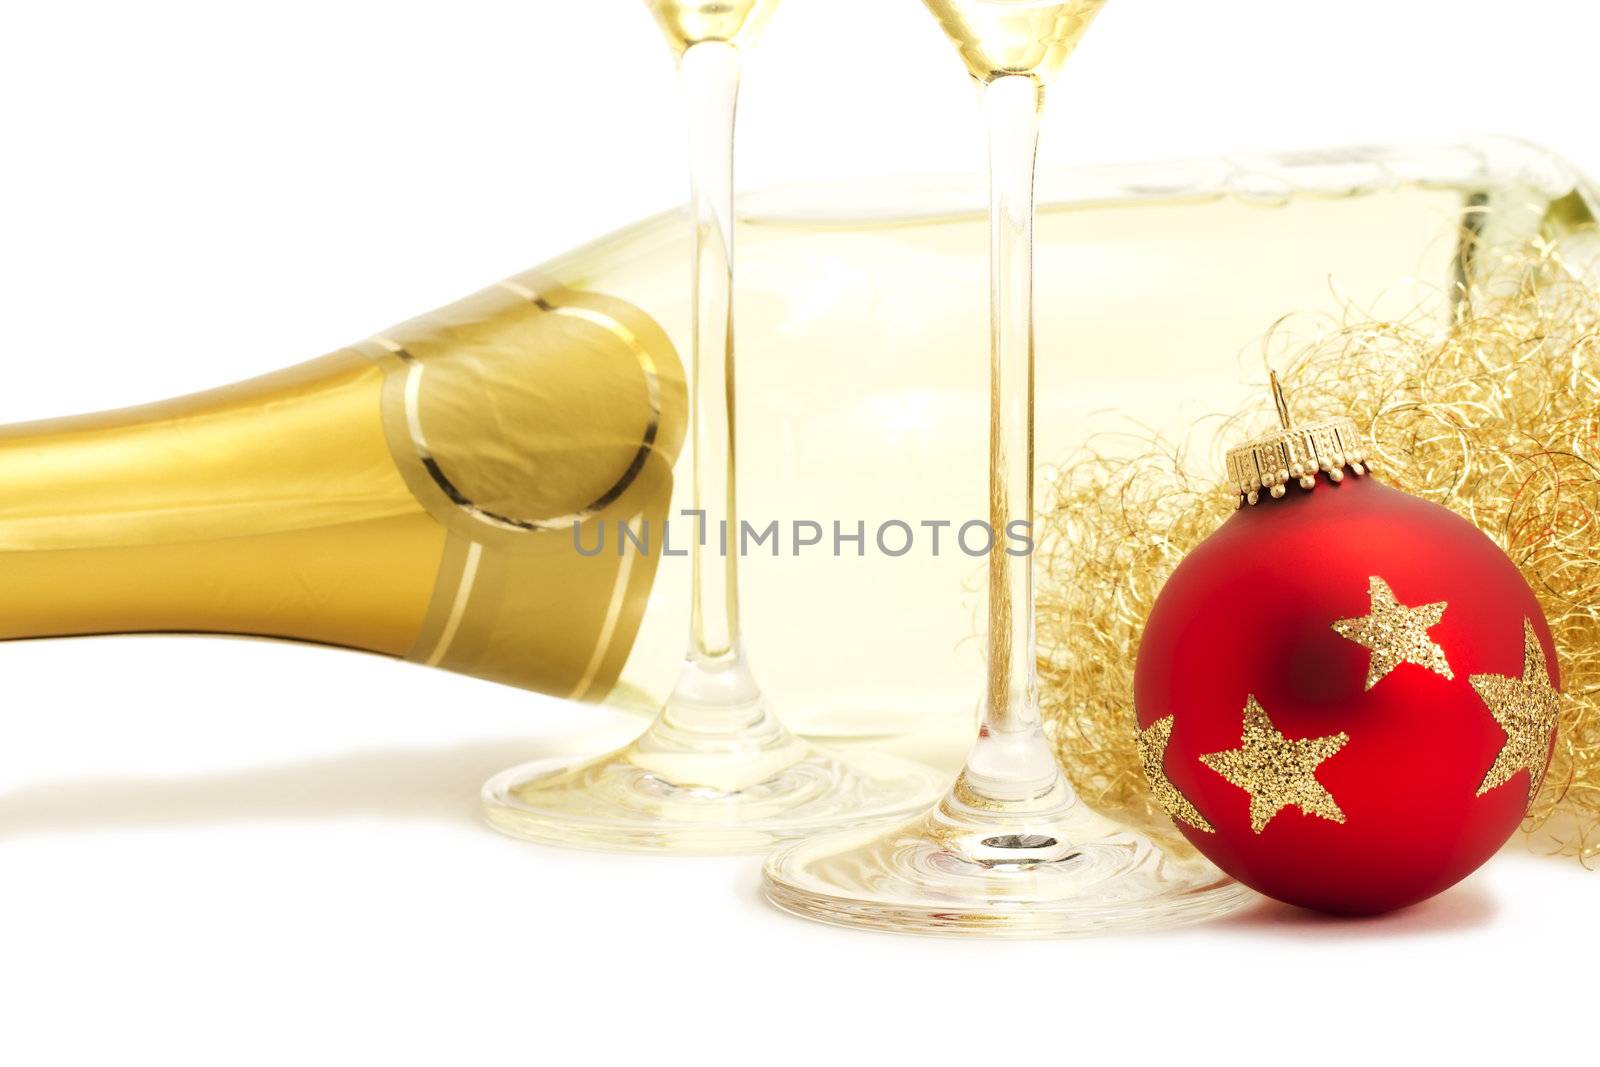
[644,0,780,54]
[0,143,1588,736]
[922,0,1108,82]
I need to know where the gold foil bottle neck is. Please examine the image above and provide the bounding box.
[362,270,686,700]
[0,267,686,707]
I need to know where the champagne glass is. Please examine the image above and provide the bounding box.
[763,0,1257,934]
[481,0,943,852]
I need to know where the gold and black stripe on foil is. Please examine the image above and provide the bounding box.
[354,272,686,700]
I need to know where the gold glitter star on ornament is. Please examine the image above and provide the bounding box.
[1136,715,1214,833]
[1331,575,1453,691]
[1471,618,1561,809]
[1200,697,1350,834]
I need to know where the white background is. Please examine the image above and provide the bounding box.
[1,2,1596,1064]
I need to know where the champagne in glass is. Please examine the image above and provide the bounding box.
[480,0,943,853]
[923,0,1107,80]
[763,0,1258,934]
[645,0,781,52]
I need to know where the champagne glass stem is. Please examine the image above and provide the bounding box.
[760,6,1254,930]
[478,8,947,852]
[680,41,744,668]
[964,73,1061,803]
[657,39,776,743]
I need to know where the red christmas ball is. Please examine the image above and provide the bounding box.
[1134,425,1559,915]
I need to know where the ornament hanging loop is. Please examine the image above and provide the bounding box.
[1270,370,1294,430]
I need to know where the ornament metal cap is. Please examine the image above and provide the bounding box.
[1226,372,1370,507]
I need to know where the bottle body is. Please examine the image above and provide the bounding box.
[605,140,1598,733]
[1,140,1592,735]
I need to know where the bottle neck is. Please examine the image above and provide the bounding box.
[0,351,445,652]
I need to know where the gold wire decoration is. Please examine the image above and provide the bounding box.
[1035,230,1600,864]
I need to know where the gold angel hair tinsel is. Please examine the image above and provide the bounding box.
[1036,229,1600,863]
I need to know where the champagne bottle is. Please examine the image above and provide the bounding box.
[2,141,1591,734]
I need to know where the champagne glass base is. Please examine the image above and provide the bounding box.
[762,797,1258,938]
[482,740,946,855]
